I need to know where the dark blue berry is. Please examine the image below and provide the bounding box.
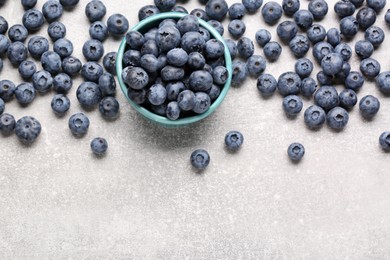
[277,71,301,96]
[99,96,119,119]
[77,81,102,108]
[350,0,364,7]
[198,27,211,42]
[282,0,300,16]
[18,60,36,80]
[205,0,228,21]
[138,5,160,21]
[277,20,298,42]
[123,49,141,67]
[231,60,247,86]
[257,73,277,97]
[54,38,73,58]
[107,14,129,36]
[339,89,357,109]
[192,92,211,114]
[7,42,28,66]
[166,81,185,101]
[304,105,326,129]
[229,3,246,19]
[242,0,263,13]
[334,0,355,18]
[0,16,7,34]
[15,116,41,144]
[160,65,185,81]
[327,106,349,130]
[177,15,199,35]
[317,71,334,85]
[148,84,167,106]
[98,72,116,97]
[356,7,376,30]
[51,94,70,115]
[103,52,116,75]
[261,1,282,24]
[307,24,326,44]
[91,137,108,155]
[156,25,181,52]
[326,28,341,47]
[208,20,224,35]
[340,16,359,38]
[189,70,213,91]
[312,41,334,63]
[225,130,244,151]
[125,31,145,50]
[127,88,147,104]
[41,51,62,75]
[42,0,63,22]
[334,42,352,61]
[154,0,176,11]
[283,95,303,116]
[355,40,374,59]
[59,0,79,8]
[32,70,53,93]
[53,73,72,93]
[166,48,188,67]
[293,9,313,30]
[177,89,195,111]
[89,21,108,41]
[0,113,15,135]
[21,0,37,10]
[68,112,89,136]
[289,34,310,58]
[8,24,28,42]
[140,54,159,73]
[255,29,271,47]
[359,95,380,118]
[47,21,66,41]
[181,32,205,53]
[208,84,221,100]
[379,132,390,151]
[27,36,49,59]
[122,66,149,89]
[246,55,266,77]
[190,149,210,170]
[228,19,246,38]
[360,58,381,78]
[15,82,35,105]
[83,39,104,61]
[151,103,167,116]
[295,58,313,78]
[263,41,281,62]
[22,8,44,31]
[385,9,390,26]
[365,26,385,48]
[287,143,305,161]
[166,101,180,120]
[62,56,82,76]
[187,52,206,70]
[0,80,15,101]
[321,53,344,76]
[81,61,103,83]
[301,77,317,97]
[376,71,390,94]
[0,34,9,56]
[85,0,106,22]
[308,0,328,20]
[367,0,386,12]
[314,85,339,110]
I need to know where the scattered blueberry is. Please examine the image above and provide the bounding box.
[83,39,104,61]
[360,58,381,79]
[76,81,102,108]
[289,34,310,58]
[21,0,37,10]
[356,7,377,30]
[0,16,7,34]
[367,0,386,12]
[277,20,298,42]
[339,16,359,38]
[0,80,16,101]
[138,5,160,21]
[8,24,28,42]
[282,0,300,16]
[321,53,344,76]
[301,77,317,97]
[53,73,72,93]
[242,0,263,13]
[81,61,104,83]
[307,24,326,44]
[334,0,356,18]
[359,95,380,119]
[355,40,374,59]
[85,0,106,23]
[231,60,247,86]
[365,26,385,48]
[89,21,108,41]
[287,142,305,162]
[68,112,89,136]
[7,41,28,66]
[327,106,349,130]
[334,42,352,61]
[246,55,266,77]
[261,1,282,24]
[107,13,129,36]
[339,89,357,110]
[41,51,62,75]
[205,0,228,21]
[225,130,244,151]
[62,56,82,76]
[51,94,71,115]
[98,72,116,97]
[326,28,341,47]
[295,58,313,78]
[376,71,390,94]
[47,21,66,41]
[53,38,73,59]
[228,19,246,38]
[283,95,303,116]
[22,8,44,31]
[99,96,120,119]
[263,41,282,62]
[277,72,301,96]
[308,0,328,20]
[32,70,53,93]
[90,137,108,155]
[257,73,277,97]
[379,131,390,151]
[314,85,339,111]
[0,113,15,135]
[102,52,116,75]
[293,9,314,30]
[255,29,271,47]
[18,60,36,80]
[15,116,41,144]
[15,82,35,105]
[228,3,246,19]
[304,105,326,129]
[42,0,63,23]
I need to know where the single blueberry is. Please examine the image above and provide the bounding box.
[340,16,359,38]
[0,113,15,135]
[53,38,73,59]
[190,8,209,21]
[287,143,305,161]
[22,8,44,31]
[282,95,303,116]
[246,55,266,77]
[228,19,246,38]
[301,77,317,97]
[295,58,313,78]
[138,5,160,21]
[140,54,159,73]
[376,71,390,94]
[81,61,104,83]
[107,14,129,36]
[293,9,313,30]
[307,24,326,44]
[350,0,364,7]
[18,60,37,80]
[189,70,213,92]
[355,40,374,59]
[198,27,211,42]
[208,84,221,101]
[47,21,66,41]
[166,101,180,120]
[99,96,120,119]
[187,52,206,70]
[0,16,7,34]
[160,66,185,82]
[103,52,116,75]
[59,0,79,8]
[27,36,49,59]
[326,106,349,130]
[176,15,199,35]
[261,1,282,25]
[68,112,89,136]
[98,72,116,97]
[127,88,147,104]
[51,94,71,115]
[41,51,62,75]
[148,84,167,106]
[304,105,326,129]
[83,39,104,61]
[308,0,328,20]
[89,21,108,41]
[125,31,145,50]
[360,58,381,79]
[192,92,211,114]
[151,103,167,116]
[365,26,385,48]
[263,41,282,62]
[314,85,339,110]
[15,116,41,144]
[312,42,334,63]
[53,73,72,93]
[62,56,82,76]
[326,28,341,47]
[334,42,352,61]
[181,32,205,53]
[190,149,210,170]
[32,70,53,93]
[231,60,247,86]
[15,82,35,105]
[225,130,244,151]
[359,95,380,119]
[42,0,63,22]
[257,73,277,97]
[7,42,28,66]
[334,0,355,18]
[277,20,298,42]
[356,7,377,30]
[277,72,301,96]
[85,0,106,22]
[166,48,189,67]
[339,89,357,110]
[21,0,37,10]
[91,137,108,155]
[205,0,228,21]
[205,39,225,59]
[8,24,29,42]
[172,6,188,13]
[76,81,102,108]
[156,25,181,52]
[229,3,246,19]
[166,81,186,101]
[282,0,300,16]
[379,132,390,151]
[0,80,16,101]
[367,0,386,12]
[317,71,334,85]
[122,67,149,90]
[321,53,344,76]
[242,0,263,13]
[289,34,310,58]
[177,89,195,111]
[255,29,271,47]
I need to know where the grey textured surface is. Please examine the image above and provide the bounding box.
[1,0,390,259]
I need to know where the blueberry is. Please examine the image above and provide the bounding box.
[177,89,195,111]
[18,60,36,80]
[229,3,246,19]
[282,0,300,16]
[365,26,385,48]
[15,116,41,144]
[41,51,62,75]
[7,42,28,66]
[326,106,349,130]
[51,94,70,115]
[367,0,386,12]
[27,36,49,59]
[304,105,326,129]
[138,5,160,21]
[0,80,16,101]
[294,58,313,78]
[14,82,35,105]
[177,15,199,35]
[385,9,390,26]
[127,88,147,104]
[151,103,167,116]
[326,28,341,47]
[148,84,167,106]
[123,50,141,67]
[53,38,73,59]
[107,14,129,36]
[321,53,344,76]
[140,54,159,73]
[289,34,310,58]
[339,89,357,109]
[53,73,72,93]
[314,85,339,110]
[32,70,53,93]
[340,16,359,38]
[0,113,15,135]
[308,0,328,20]
[255,29,271,47]
[205,0,228,21]
[21,0,37,10]
[246,55,266,78]
[59,0,79,8]
[376,71,390,94]
[83,39,104,61]
[301,77,317,97]
[198,27,211,42]
[187,52,205,70]
[99,96,119,119]
[307,24,326,44]
[263,41,282,62]
[293,10,314,30]
[334,42,352,61]
[313,42,334,63]
[62,56,82,76]
[47,21,66,41]
[160,66,185,81]
[359,95,380,119]
[190,149,210,170]
[122,67,149,90]
[283,95,303,116]
[190,8,209,21]
[334,0,355,18]
[277,72,301,96]
[181,32,205,53]
[0,16,7,34]
[156,25,181,52]
[287,143,305,161]
[379,131,390,151]
[231,60,247,86]
[355,40,374,59]
[22,8,44,31]
[242,0,263,13]
[350,0,364,7]
[192,92,211,114]
[228,19,246,38]
[42,0,63,22]
[356,7,376,30]
[207,20,224,36]
[8,24,28,43]
[316,71,334,86]
[166,81,186,101]
[166,101,180,120]
[154,0,176,11]
[90,137,108,155]
[277,20,298,42]
[81,61,104,83]
[89,21,108,41]
[103,52,116,75]
[207,84,221,100]
[0,34,10,56]
[360,58,381,79]
[68,112,89,136]
[335,62,351,83]
[77,81,102,108]
[225,130,244,151]
[261,1,282,24]
[98,72,116,97]
[85,0,106,22]
[189,70,213,91]
[125,31,145,50]
[172,5,188,13]
[166,48,188,67]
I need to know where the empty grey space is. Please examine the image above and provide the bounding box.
[1,0,390,259]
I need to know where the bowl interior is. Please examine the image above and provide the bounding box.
[116,12,232,127]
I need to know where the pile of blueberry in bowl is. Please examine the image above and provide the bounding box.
[116,12,232,127]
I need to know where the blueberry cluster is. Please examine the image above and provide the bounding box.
[122,14,230,120]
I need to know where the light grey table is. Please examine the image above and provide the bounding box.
[1,0,390,259]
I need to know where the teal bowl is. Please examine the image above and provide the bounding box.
[116,12,232,127]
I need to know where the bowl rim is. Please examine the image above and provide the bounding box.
[116,12,232,127]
